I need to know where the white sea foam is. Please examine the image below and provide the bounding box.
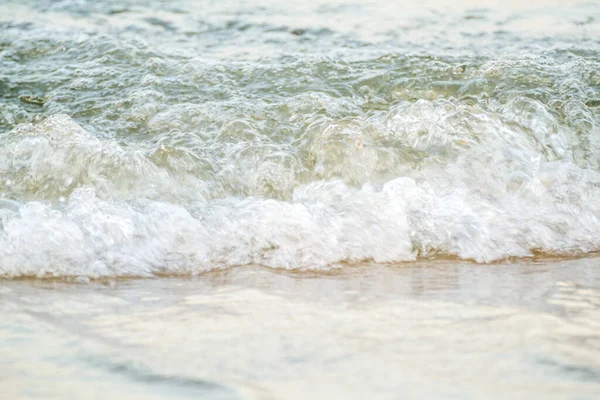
[0,111,599,278]
[1,0,599,278]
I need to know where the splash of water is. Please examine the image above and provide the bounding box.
[1,0,600,277]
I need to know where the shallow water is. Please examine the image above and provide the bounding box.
[2,259,600,399]
[2,0,600,398]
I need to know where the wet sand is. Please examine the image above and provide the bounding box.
[2,258,600,399]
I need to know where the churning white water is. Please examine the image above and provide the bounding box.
[2,0,600,277]
[2,2,600,400]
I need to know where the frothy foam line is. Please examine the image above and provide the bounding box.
[1,165,599,279]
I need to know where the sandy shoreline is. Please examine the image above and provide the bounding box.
[2,258,599,399]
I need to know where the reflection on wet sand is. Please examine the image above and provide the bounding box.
[1,258,599,399]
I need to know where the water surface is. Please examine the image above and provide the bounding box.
[1,0,600,398]
[2,259,600,399]
[1,0,600,276]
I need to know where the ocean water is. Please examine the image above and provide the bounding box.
[1,0,600,277]
[1,0,600,398]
